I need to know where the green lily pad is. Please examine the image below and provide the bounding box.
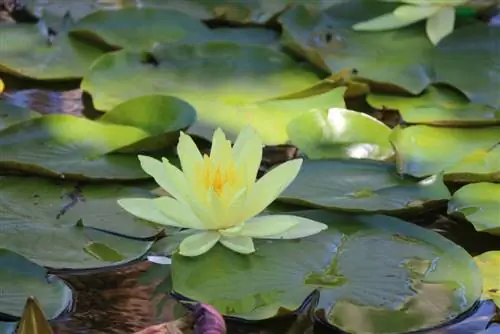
[0,95,195,180]
[287,108,393,160]
[448,183,500,236]
[390,125,500,181]
[368,86,500,125]
[82,42,345,144]
[70,8,210,50]
[171,210,481,333]
[277,159,450,213]
[0,322,16,333]
[0,23,105,80]
[0,176,154,269]
[279,1,500,108]
[474,251,500,308]
[0,100,40,131]
[0,249,72,318]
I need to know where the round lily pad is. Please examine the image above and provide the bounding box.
[171,210,481,333]
[277,159,450,213]
[0,100,40,131]
[448,183,500,236]
[287,108,393,160]
[0,249,72,319]
[390,125,500,181]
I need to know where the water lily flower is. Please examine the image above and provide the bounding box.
[0,78,4,94]
[118,126,327,257]
[353,0,469,45]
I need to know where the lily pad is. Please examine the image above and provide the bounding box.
[287,108,393,160]
[277,159,450,213]
[0,100,40,131]
[70,8,211,50]
[279,1,500,108]
[368,86,500,125]
[474,251,500,308]
[0,95,195,180]
[448,183,500,236]
[390,125,500,180]
[0,23,105,80]
[0,249,72,319]
[82,42,346,144]
[171,210,481,333]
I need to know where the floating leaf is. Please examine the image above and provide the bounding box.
[368,86,500,125]
[81,42,345,144]
[17,297,54,334]
[0,101,40,131]
[0,176,154,269]
[448,183,500,236]
[287,108,393,160]
[0,249,72,318]
[0,95,195,180]
[279,1,500,108]
[70,8,211,50]
[277,159,450,213]
[171,210,481,333]
[0,23,105,80]
[390,125,500,180]
[474,251,500,308]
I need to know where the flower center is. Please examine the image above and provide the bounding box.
[201,154,237,195]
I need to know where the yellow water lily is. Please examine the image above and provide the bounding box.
[353,0,469,45]
[118,126,327,257]
[0,78,4,94]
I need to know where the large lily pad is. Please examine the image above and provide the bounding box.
[279,1,500,108]
[390,125,500,181]
[70,8,211,50]
[0,101,40,131]
[0,176,153,269]
[277,159,450,213]
[0,23,105,80]
[368,86,500,125]
[474,252,500,308]
[0,249,72,318]
[448,183,500,236]
[287,108,393,160]
[171,210,481,333]
[81,42,347,144]
[0,95,195,180]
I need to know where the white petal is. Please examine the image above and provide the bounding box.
[251,215,328,239]
[238,215,300,238]
[426,7,455,45]
[117,198,184,228]
[393,5,441,21]
[179,231,221,257]
[242,159,303,221]
[177,131,203,182]
[210,128,232,164]
[138,155,188,202]
[353,12,419,31]
[155,196,205,229]
[232,126,262,187]
[219,236,255,254]
[147,256,172,265]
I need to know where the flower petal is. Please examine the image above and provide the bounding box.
[393,5,441,21]
[138,155,188,201]
[219,236,255,254]
[117,198,184,228]
[155,196,205,229]
[426,7,455,45]
[210,128,232,164]
[179,231,221,257]
[232,126,262,187]
[244,215,328,239]
[353,12,418,31]
[242,159,303,221]
[177,131,203,182]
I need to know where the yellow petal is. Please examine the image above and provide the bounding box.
[242,159,303,221]
[138,155,188,202]
[179,231,221,257]
[232,126,262,188]
[426,7,455,45]
[177,131,203,183]
[117,198,185,228]
[393,5,441,21]
[241,215,328,239]
[0,78,4,94]
[210,128,232,164]
[219,236,255,254]
[155,196,205,229]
